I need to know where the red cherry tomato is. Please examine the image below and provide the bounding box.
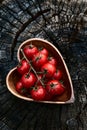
[48,57,57,67]
[46,80,65,96]
[33,53,48,69]
[15,81,26,95]
[31,85,46,101]
[21,72,36,89]
[23,44,38,60]
[17,60,30,75]
[40,48,49,56]
[41,63,56,78]
[53,69,62,80]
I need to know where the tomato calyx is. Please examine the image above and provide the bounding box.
[33,86,39,91]
[59,80,65,89]
[20,87,27,93]
[17,62,22,68]
[41,69,48,80]
[50,83,58,88]
[48,57,53,60]
[35,55,42,62]
[39,47,43,51]
[28,43,34,49]
[60,80,64,84]
[17,57,26,67]
[17,60,25,68]
[24,44,35,53]
[25,73,30,78]
[42,69,48,74]
[17,59,25,68]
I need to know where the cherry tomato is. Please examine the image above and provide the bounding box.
[31,85,46,101]
[21,72,36,89]
[40,48,49,56]
[48,57,57,67]
[17,60,30,75]
[33,53,48,69]
[46,80,65,96]
[53,69,62,80]
[41,63,56,78]
[23,44,38,60]
[15,81,26,95]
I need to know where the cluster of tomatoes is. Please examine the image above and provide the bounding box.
[15,44,65,101]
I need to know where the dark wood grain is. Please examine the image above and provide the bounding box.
[0,0,87,130]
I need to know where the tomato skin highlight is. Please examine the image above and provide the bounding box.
[21,72,36,89]
[31,85,46,101]
[17,60,30,75]
[46,80,65,96]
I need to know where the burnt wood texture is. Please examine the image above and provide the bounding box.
[0,0,87,130]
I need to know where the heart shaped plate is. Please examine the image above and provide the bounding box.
[6,38,75,104]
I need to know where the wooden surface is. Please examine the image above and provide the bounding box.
[0,0,87,130]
